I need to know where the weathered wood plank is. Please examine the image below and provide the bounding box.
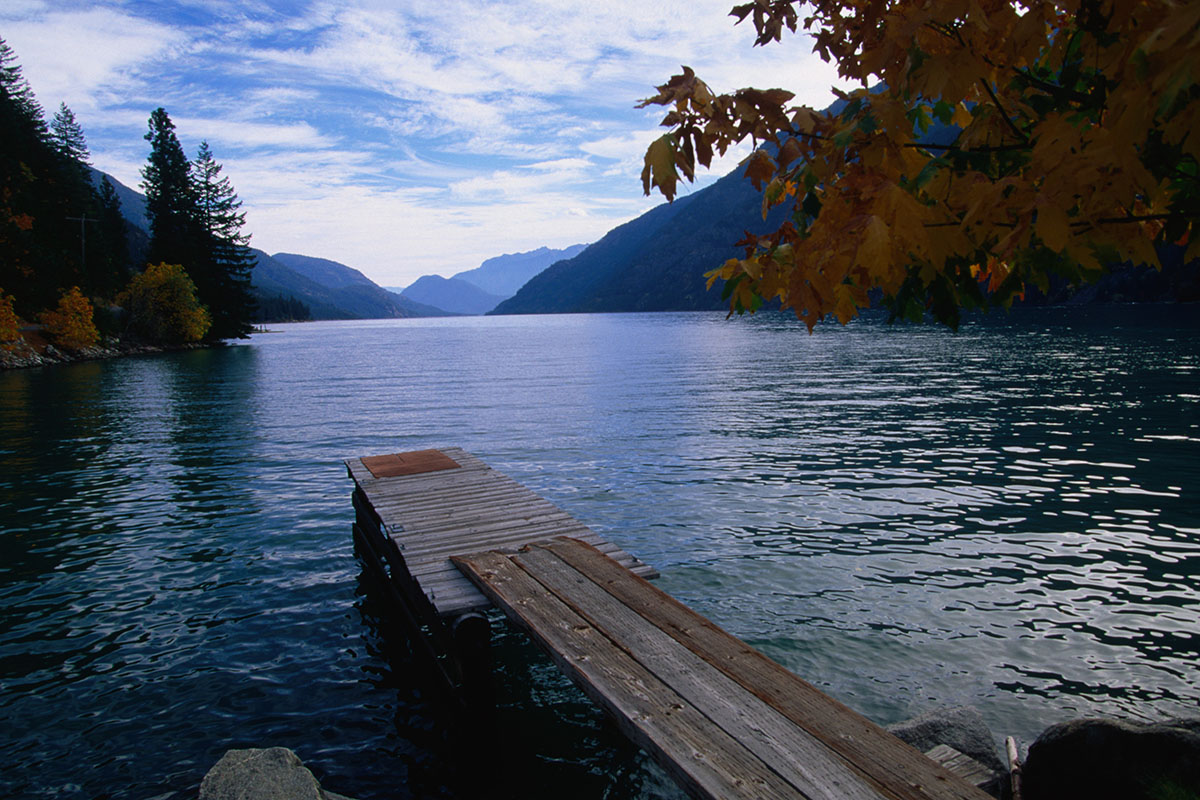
[452,549,803,800]
[514,544,885,800]
[385,511,581,540]
[924,746,997,790]
[348,447,656,617]
[370,487,547,516]
[385,501,566,530]
[541,537,991,800]
[396,522,596,559]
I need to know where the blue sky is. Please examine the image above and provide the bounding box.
[2,0,849,287]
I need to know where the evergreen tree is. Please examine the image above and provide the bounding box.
[0,39,135,314]
[96,176,130,296]
[50,102,89,165]
[191,141,256,339]
[141,107,200,269]
[0,37,45,135]
[0,37,89,310]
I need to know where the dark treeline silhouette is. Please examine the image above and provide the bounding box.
[1,37,256,345]
[253,293,312,323]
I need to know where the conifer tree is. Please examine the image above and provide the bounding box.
[0,39,131,312]
[0,37,45,135]
[96,176,130,296]
[191,141,255,339]
[142,108,200,270]
[50,102,90,165]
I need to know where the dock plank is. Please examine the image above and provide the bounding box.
[512,544,884,800]
[346,448,656,619]
[539,538,990,800]
[452,549,802,800]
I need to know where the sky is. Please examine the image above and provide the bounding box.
[1,0,851,287]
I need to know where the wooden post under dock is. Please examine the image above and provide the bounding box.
[348,447,994,800]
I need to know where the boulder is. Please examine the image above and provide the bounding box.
[888,706,1007,776]
[199,747,357,800]
[1022,717,1200,800]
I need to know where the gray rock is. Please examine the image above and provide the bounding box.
[1022,717,1200,800]
[199,747,357,800]
[888,706,1006,775]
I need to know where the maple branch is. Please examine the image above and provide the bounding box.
[912,142,1028,153]
[1012,68,1092,106]
[921,213,1179,231]
[979,79,1030,145]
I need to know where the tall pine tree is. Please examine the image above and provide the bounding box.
[96,176,130,298]
[1,38,110,309]
[50,103,89,165]
[0,39,134,315]
[141,108,200,271]
[1,36,49,309]
[192,141,255,339]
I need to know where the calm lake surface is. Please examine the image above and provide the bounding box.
[2,308,1198,799]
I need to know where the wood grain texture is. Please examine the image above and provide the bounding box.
[513,544,884,800]
[345,448,656,618]
[540,537,991,800]
[452,549,803,800]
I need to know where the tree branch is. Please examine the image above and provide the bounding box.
[979,79,1030,144]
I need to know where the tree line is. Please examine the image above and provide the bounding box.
[1,36,266,349]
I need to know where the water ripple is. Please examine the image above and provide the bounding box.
[1,307,1198,799]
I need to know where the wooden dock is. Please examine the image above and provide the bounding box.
[346,447,655,619]
[349,448,994,800]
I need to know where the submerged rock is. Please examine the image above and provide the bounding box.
[888,705,1007,776]
[199,747,357,800]
[1022,717,1200,800]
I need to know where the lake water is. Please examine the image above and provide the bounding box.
[1,308,1198,799]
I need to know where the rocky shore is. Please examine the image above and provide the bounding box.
[0,330,209,371]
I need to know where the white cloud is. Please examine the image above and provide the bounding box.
[0,8,185,112]
[2,0,854,287]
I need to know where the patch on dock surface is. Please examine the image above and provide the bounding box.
[361,449,461,478]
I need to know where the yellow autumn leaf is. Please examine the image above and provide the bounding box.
[859,216,890,268]
[1035,205,1070,252]
[641,135,678,201]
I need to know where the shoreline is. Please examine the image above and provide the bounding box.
[0,333,215,371]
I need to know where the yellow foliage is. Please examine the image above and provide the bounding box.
[643,0,1199,328]
[39,287,99,350]
[118,263,211,345]
[0,289,20,345]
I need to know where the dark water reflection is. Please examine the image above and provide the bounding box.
[1,307,1197,799]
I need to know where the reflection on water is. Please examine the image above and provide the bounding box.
[1,307,1197,799]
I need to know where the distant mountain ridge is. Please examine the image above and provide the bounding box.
[389,275,503,315]
[391,243,592,315]
[491,168,790,314]
[452,244,588,297]
[85,166,445,320]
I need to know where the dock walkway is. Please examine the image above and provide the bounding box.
[455,536,990,800]
[346,447,656,619]
[349,448,992,800]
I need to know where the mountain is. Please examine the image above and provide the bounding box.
[452,244,588,298]
[271,252,376,290]
[87,166,150,268]
[87,166,147,229]
[491,167,790,315]
[75,168,442,320]
[267,252,449,319]
[396,275,506,315]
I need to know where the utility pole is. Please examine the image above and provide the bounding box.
[66,214,97,274]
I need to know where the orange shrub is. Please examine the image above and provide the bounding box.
[0,289,18,345]
[40,286,99,349]
[118,263,210,344]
